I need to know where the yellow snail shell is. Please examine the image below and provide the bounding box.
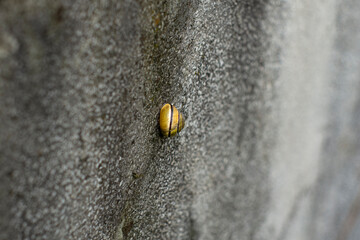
[159,103,185,137]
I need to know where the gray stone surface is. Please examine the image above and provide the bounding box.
[1,0,360,239]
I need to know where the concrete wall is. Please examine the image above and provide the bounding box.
[1,0,360,239]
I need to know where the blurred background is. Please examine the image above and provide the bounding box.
[1,0,360,239]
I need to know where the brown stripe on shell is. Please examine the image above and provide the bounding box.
[168,104,174,137]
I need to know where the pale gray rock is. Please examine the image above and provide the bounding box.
[1,0,360,240]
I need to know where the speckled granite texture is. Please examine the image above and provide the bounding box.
[1,0,360,239]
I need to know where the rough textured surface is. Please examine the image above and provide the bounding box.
[1,0,360,239]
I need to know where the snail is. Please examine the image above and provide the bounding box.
[159,103,185,137]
